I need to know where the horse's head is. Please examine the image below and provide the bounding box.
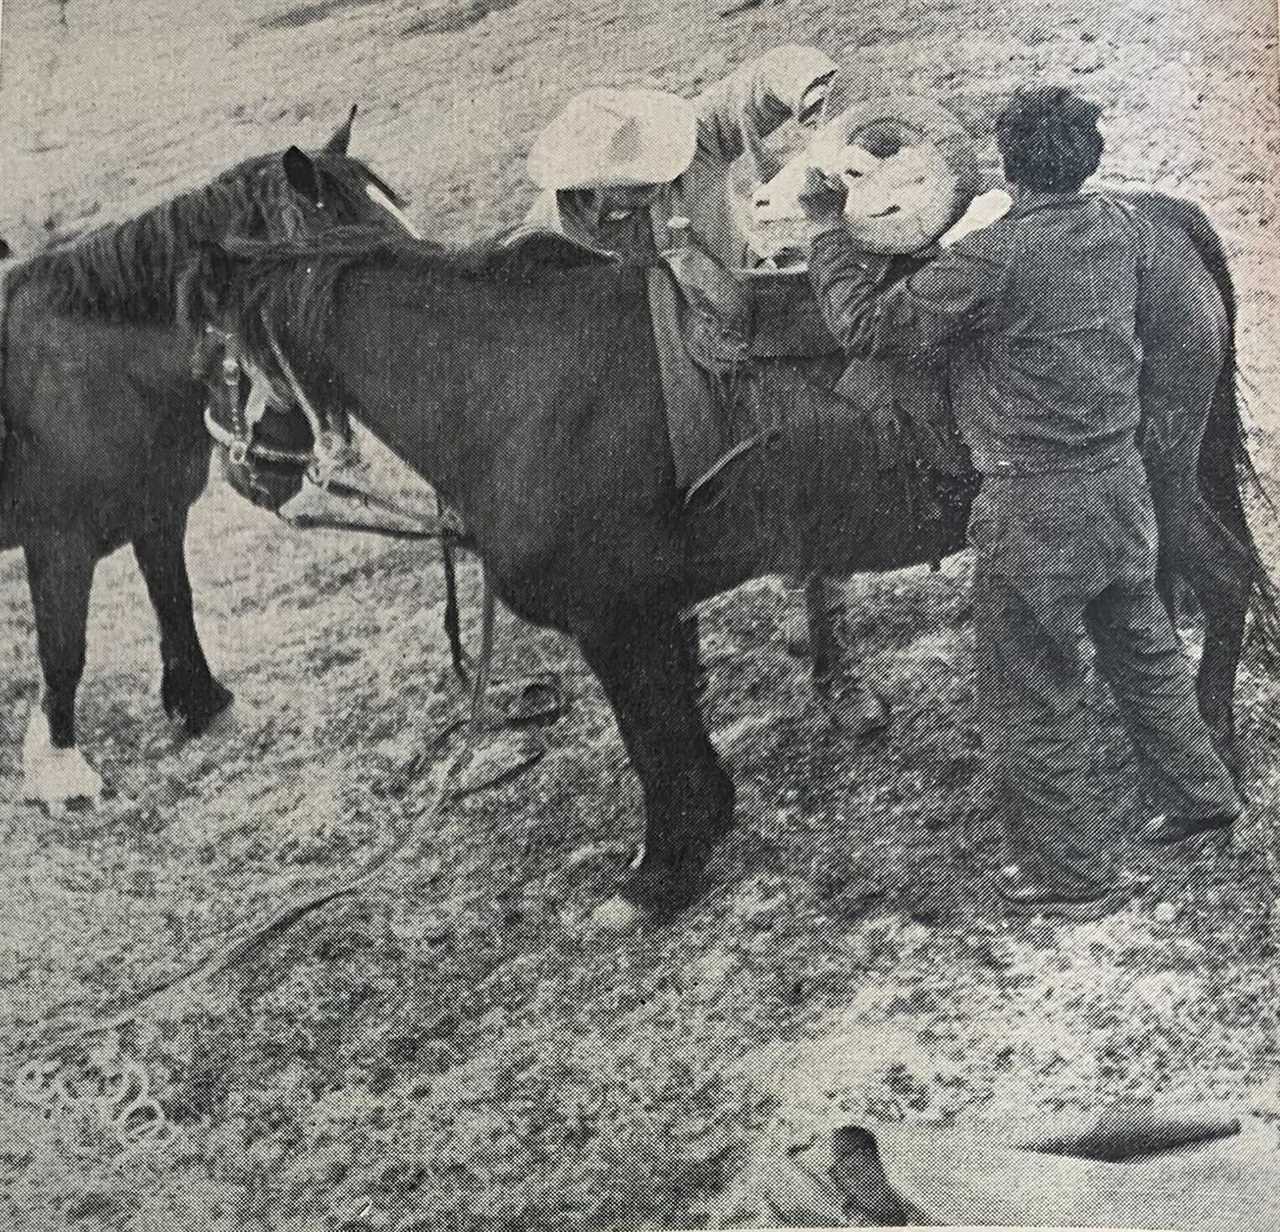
[192,107,421,511]
[736,96,983,263]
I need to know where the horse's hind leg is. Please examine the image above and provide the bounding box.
[1163,485,1252,777]
[132,507,232,735]
[1196,580,1246,776]
[21,530,104,806]
[804,572,891,738]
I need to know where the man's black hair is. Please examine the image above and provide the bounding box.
[996,86,1104,192]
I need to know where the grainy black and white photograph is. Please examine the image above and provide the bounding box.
[1,0,1279,1227]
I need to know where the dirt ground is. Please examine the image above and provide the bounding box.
[2,0,1280,1228]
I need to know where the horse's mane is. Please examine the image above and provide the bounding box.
[191,225,621,367]
[3,151,398,324]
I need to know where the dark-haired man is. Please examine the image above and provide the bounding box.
[800,86,1242,919]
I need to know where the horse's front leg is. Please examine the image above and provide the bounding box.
[132,507,232,735]
[21,530,104,807]
[576,608,735,930]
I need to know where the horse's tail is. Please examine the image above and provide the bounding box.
[1173,198,1280,657]
[1221,366,1280,660]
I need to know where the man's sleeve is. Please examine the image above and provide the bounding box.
[807,224,1006,359]
[693,45,838,164]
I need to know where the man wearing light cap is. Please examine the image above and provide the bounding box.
[523,48,836,262]
[521,48,891,738]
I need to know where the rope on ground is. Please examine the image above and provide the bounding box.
[7,724,482,1163]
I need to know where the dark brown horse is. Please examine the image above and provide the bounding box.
[0,112,412,808]
[188,159,1275,926]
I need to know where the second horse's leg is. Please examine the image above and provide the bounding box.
[804,572,891,738]
[21,530,104,806]
[132,507,232,736]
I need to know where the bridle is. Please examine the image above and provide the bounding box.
[199,314,469,545]
[201,318,351,481]
[197,180,485,702]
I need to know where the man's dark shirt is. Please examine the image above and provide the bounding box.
[807,190,1147,476]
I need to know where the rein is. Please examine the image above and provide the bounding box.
[197,316,495,702]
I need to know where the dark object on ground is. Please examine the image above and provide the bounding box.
[827,1099,1270,1229]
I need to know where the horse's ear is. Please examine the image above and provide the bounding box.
[325,104,357,155]
[283,146,323,207]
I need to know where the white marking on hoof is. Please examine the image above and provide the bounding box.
[21,707,103,809]
[589,896,647,935]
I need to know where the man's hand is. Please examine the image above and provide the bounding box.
[797,166,848,225]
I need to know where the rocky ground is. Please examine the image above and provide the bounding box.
[1,0,1279,1228]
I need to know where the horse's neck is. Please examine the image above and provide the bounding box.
[324,273,480,496]
[325,259,650,531]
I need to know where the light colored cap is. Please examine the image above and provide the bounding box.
[528,88,698,190]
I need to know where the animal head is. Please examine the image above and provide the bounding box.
[737,97,982,261]
[185,107,421,510]
[222,105,420,244]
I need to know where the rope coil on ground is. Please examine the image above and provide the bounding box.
[7,729,482,1165]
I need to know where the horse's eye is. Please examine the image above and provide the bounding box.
[755,197,770,208]
[845,169,863,179]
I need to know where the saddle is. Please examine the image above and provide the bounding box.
[654,232,971,512]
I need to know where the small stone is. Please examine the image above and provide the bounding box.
[1154,902,1178,923]
[590,897,646,935]
[740,892,787,928]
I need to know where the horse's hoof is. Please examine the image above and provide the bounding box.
[21,754,104,810]
[22,719,104,812]
[21,707,104,809]
[814,677,891,739]
[604,851,711,926]
[177,679,234,736]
